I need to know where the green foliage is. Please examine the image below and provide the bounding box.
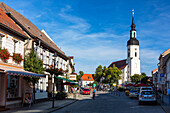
[95,65,122,86]
[131,74,140,84]
[76,71,84,81]
[131,72,147,84]
[24,50,44,83]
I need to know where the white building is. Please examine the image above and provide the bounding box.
[82,74,94,87]
[108,11,140,85]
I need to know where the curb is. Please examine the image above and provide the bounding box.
[157,99,168,113]
[46,99,78,113]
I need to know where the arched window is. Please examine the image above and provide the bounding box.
[134,32,135,38]
[135,52,137,57]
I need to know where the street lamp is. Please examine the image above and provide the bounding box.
[52,52,57,108]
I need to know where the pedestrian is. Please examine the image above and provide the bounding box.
[168,88,170,104]
[92,87,96,100]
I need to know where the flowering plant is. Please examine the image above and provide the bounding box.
[0,48,10,62]
[12,53,23,64]
[46,65,63,75]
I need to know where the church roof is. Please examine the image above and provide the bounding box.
[108,59,127,70]
[127,38,139,46]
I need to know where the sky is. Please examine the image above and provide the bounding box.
[1,0,170,76]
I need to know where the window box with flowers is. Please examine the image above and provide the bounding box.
[12,53,23,64]
[0,48,10,62]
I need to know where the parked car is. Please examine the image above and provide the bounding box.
[140,87,153,93]
[138,91,157,105]
[129,90,139,98]
[82,88,90,95]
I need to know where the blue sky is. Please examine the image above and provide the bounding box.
[2,0,170,76]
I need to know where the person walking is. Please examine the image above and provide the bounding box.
[92,87,96,100]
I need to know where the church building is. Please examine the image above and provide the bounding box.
[108,10,141,85]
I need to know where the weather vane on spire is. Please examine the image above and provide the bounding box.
[132,9,134,15]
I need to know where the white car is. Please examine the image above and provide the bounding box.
[140,87,153,94]
[138,91,157,105]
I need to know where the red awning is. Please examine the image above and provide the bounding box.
[135,83,148,87]
[0,65,45,77]
[124,83,134,87]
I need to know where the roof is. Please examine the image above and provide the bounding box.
[108,59,127,70]
[82,74,94,81]
[127,38,139,46]
[0,2,67,59]
[163,53,170,66]
[152,68,158,74]
[0,8,27,38]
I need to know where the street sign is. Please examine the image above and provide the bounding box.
[160,73,164,77]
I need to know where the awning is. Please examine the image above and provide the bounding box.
[55,76,78,85]
[0,65,45,77]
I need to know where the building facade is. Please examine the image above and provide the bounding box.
[0,8,45,108]
[0,2,74,100]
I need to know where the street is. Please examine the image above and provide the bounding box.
[53,92,165,113]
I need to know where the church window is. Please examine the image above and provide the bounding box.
[135,48,137,50]
[128,52,130,57]
[135,52,137,57]
[134,32,135,38]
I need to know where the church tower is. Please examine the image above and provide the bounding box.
[126,10,141,82]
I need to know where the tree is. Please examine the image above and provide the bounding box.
[76,71,84,81]
[95,65,103,82]
[131,72,147,84]
[131,74,140,84]
[24,50,44,103]
[95,65,122,87]
[106,65,122,86]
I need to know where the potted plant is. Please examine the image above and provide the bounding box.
[12,53,23,64]
[0,48,10,62]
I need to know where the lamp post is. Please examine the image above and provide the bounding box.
[52,52,57,108]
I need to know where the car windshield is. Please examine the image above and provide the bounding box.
[141,88,152,90]
[83,89,90,91]
[141,91,154,95]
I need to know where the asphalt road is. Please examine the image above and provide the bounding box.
[52,92,165,113]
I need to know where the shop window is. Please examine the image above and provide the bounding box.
[7,75,19,98]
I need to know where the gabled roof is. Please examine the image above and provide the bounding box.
[152,68,158,74]
[82,74,94,81]
[108,59,127,70]
[0,8,27,38]
[0,2,68,59]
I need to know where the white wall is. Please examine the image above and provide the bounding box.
[82,81,94,87]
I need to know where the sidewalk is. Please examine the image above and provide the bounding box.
[1,94,79,113]
[157,94,170,113]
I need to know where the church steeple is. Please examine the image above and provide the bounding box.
[127,9,139,46]
[131,9,136,31]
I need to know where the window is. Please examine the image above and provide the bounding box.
[134,32,135,38]
[0,36,2,48]
[128,52,130,57]
[7,75,20,98]
[13,40,18,53]
[135,52,137,57]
